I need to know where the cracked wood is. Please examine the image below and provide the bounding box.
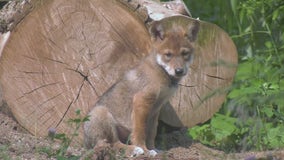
[0,0,237,143]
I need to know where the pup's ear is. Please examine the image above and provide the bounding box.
[186,20,200,42]
[149,22,165,40]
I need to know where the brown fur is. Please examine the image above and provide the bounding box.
[84,20,199,157]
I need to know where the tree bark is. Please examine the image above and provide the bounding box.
[0,0,238,144]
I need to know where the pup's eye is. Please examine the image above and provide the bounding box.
[164,52,173,60]
[181,51,190,59]
[182,51,189,56]
[181,48,193,60]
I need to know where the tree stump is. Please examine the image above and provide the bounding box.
[0,0,237,144]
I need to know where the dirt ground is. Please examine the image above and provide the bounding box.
[0,102,284,160]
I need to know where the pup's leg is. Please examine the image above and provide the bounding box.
[131,93,150,151]
[84,106,143,157]
[146,112,160,150]
[84,106,118,149]
[131,92,158,157]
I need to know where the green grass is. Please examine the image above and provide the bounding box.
[0,145,10,160]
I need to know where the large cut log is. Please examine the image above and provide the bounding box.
[0,0,150,142]
[0,0,237,143]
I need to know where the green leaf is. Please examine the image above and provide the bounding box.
[189,124,210,139]
[261,107,274,118]
[266,127,284,148]
[54,133,66,140]
[56,155,67,160]
[228,86,260,99]
[235,60,253,79]
[75,109,81,115]
[272,10,279,21]
[230,0,238,15]
[83,115,90,122]
[211,114,237,141]
[227,89,242,99]
[268,83,279,90]
[265,41,272,49]
[267,127,279,139]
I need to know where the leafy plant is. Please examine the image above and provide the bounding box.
[187,0,284,152]
[36,146,56,158]
[48,109,90,160]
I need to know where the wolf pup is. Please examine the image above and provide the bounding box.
[84,18,200,157]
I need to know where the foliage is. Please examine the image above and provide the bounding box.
[0,145,9,160]
[186,0,284,152]
[48,109,90,160]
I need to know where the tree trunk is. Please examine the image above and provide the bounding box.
[0,0,237,144]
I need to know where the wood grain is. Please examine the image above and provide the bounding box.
[0,0,237,143]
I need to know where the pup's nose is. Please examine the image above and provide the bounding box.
[175,68,184,76]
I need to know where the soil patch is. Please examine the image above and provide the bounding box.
[0,104,283,160]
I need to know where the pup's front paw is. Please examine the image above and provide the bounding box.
[130,146,144,157]
[130,146,158,157]
[148,149,158,157]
